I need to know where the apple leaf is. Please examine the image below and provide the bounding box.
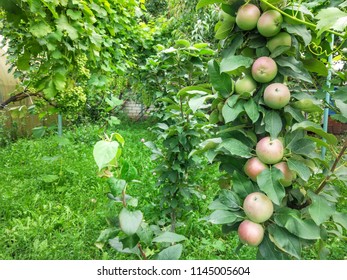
[119,208,143,236]
[156,244,183,260]
[307,191,336,225]
[292,120,337,145]
[287,158,311,182]
[244,98,260,123]
[257,234,290,260]
[257,168,285,205]
[208,60,232,98]
[268,224,301,259]
[232,171,257,199]
[276,56,312,84]
[216,138,252,158]
[196,0,226,10]
[220,55,253,75]
[205,210,241,224]
[264,110,282,139]
[274,207,321,239]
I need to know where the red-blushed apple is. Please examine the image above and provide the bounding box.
[257,9,283,37]
[263,83,291,109]
[235,74,257,96]
[243,192,274,223]
[251,56,278,83]
[236,4,261,31]
[273,161,296,187]
[244,157,268,181]
[238,220,264,247]
[266,32,292,53]
[256,136,284,164]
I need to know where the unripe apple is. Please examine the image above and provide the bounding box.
[238,220,264,247]
[236,4,261,31]
[256,136,284,164]
[235,75,257,96]
[257,10,283,37]
[244,157,268,181]
[251,56,278,83]
[273,161,296,187]
[263,83,291,109]
[266,32,292,53]
[243,192,274,223]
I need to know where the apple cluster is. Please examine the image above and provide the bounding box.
[234,3,296,247]
[238,192,273,246]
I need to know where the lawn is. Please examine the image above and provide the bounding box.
[0,121,346,260]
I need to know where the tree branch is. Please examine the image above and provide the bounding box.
[315,139,347,194]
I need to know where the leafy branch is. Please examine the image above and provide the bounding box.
[315,139,347,194]
[259,0,347,38]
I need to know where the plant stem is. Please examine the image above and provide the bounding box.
[315,139,347,194]
[137,243,147,260]
[259,0,347,38]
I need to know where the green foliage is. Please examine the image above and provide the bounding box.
[0,0,157,115]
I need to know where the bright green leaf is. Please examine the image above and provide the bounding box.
[152,232,187,243]
[93,140,119,170]
[257,168,285,205]
[119,208,143,236]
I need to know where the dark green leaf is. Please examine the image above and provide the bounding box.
[308,191,336,225]
[244,98,260,123]
[217,138,252,158]
[153,232,187,243]
[276,56,312,83]
[268,224,301,259]
[292,120,337,145]
[157,244,183,260]
[257,168,285,205]
[220,55,253,74]
[257,234,289,260]
[287,158,311,181]
[206,210,240,224]
[264,110,282,139]
[275,207,321,239]
[208,60,232,98]
[218,189,241,210]
[232,171,257,199]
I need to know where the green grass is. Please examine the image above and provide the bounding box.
[0,122,346,260]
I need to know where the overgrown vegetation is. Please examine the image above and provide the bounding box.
[0,122,345,260]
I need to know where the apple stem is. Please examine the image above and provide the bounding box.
[314,139,347,194]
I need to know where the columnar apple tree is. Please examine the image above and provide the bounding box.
[197,0,347,259]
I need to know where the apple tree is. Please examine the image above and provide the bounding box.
[196,0,347,259]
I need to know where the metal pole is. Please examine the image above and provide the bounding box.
[321,34,334,159]
[58,113,63,137]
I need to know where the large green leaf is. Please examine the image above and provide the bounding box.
[119,208,143,236]
[257,234,289,260]
[308,191,336,225]
[205,210,241,224]
[292,120,337,145]
[268,224,302,259]
[264,110,282,139]
[287,158,311,182]
[220,55,253,75]
[282,23,311,46]
[276,56,312,83]
[157,244,183,260]
[315,8,347,37]
[244,98,260,123]
[208,60,232,98]
[275,207,321,239]
[218,189,242,211]
[257,168,285,205]
[222,100,244,123]
[302,58,329,76]
[332,212,347,230]
[215,17,235,39]
[56,14,78,40]
[217,138,253,158]
[232,171,257,199]
[290,138,316,156]
[93,140,119,170]
[153,232,187,243]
